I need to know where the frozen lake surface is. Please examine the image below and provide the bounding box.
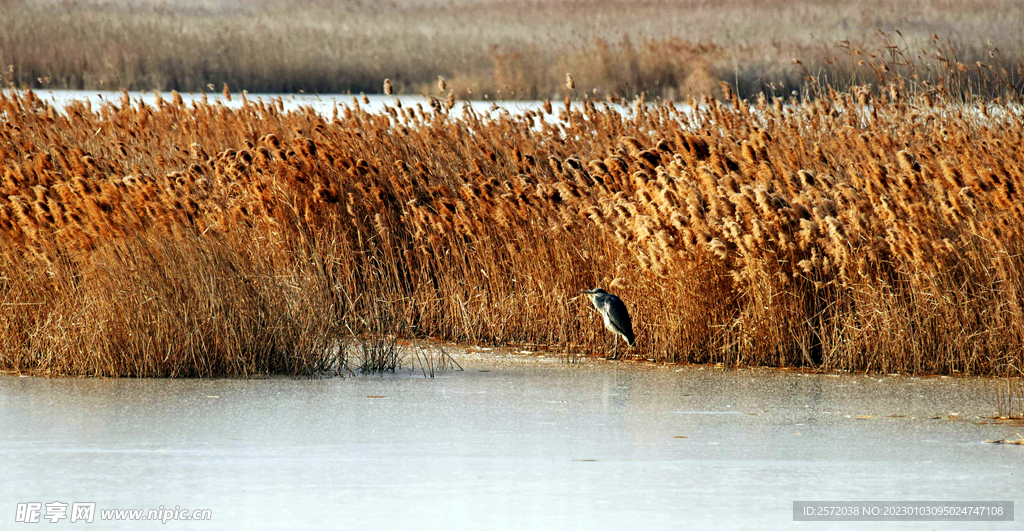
[1,350,1020,530]
[25,89,561,117]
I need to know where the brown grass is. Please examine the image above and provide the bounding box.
[3,73,1024,377]
[2,0,1024,100]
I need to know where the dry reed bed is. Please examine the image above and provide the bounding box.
[3,0,1024,99]
[1,85,1024,377]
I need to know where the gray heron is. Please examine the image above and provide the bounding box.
[581,288,635,359]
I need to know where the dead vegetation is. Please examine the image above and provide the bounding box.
[995,379,1024,419]
[2,70,1024,376]
[2,0,1024,100]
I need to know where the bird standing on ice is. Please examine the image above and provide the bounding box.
[580,288,635,359]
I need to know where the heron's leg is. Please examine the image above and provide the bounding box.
[612,337,618,360]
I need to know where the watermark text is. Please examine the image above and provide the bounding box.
[15,503,211,524]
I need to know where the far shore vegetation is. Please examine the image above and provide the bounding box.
[2,0,1024,100]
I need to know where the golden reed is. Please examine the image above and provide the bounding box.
[1,79,1023,377]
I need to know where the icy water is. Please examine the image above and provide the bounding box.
[1,351,1021,530]
[25,89,559,116]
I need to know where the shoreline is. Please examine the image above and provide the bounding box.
[4,339,1022,384]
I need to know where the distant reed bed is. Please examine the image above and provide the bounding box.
[2,77,1024,377]
[2,0,1024,100]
